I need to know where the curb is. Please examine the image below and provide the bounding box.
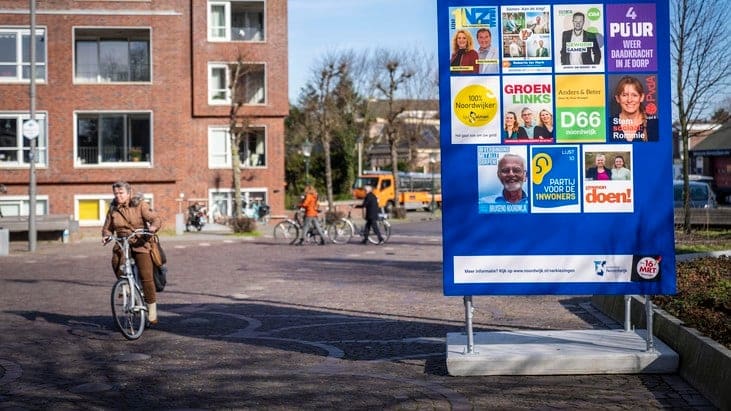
[592,294,730,410]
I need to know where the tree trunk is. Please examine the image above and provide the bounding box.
[323,136,334,211]
[231,133,242,219]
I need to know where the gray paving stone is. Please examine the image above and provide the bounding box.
[0,226,718,410]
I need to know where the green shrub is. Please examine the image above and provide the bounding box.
[653,256,731,348]
[228,217,257,233]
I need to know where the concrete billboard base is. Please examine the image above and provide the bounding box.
[446,329,678,376]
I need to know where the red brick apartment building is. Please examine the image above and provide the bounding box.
[0,0,288,234]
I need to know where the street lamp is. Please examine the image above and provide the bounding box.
[429,152,437,213]
[302,139,313,185]
[356,136,363,177]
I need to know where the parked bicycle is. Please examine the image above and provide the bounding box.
[326,205,391,244]
[105,229,155,340]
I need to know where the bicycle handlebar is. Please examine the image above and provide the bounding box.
[103,229,156,247]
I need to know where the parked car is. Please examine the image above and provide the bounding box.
[673,180,717,208]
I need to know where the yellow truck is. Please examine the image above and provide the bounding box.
[352,171,442,212]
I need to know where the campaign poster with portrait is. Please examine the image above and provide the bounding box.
[555,74,606,143]
[437,0,674,296]
[583,145,634,213]
[554,4,605,74]
[530,145,581,213]
[501,5,552,73]
[451,76,501,144]
[606,3,658,72]
[448,6,499,75]
[502,75,554,143]
[607,74,659,142]
[477,145,529,214]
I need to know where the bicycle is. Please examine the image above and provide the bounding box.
[272,208,327,245]
[105,229,155,340]
[328,205,391,244]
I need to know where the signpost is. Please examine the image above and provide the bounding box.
[22,120,40,139]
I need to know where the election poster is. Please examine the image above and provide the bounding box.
[448,6,500,75]
[583,144,635,213]
[502,75,554,142]
[606,3,657,72]
[437,0,674,296]
[451,76,501,144]
[530,145,581,213]
[607,74,659,142]
[555,74,606,143]
[554,4,604,74]
[477,145,529,214]
[501,5,552,73]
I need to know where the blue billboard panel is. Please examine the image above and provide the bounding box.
[437,0,674,296]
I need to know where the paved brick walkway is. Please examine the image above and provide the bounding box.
[0,228,716,409]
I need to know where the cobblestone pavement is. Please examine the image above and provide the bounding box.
[0,227,716,410]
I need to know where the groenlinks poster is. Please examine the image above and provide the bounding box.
[439,0,674,296]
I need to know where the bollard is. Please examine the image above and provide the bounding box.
[175,213,185,235]
[62,229,69,244]
[0,228,8,256]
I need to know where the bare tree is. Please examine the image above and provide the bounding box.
[672,0,731,233]
[228,54,256,220]
[373,51,414,214]
[297,54,350,210]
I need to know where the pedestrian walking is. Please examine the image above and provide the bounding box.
[361,185,384,245]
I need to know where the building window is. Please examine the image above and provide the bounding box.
[209,188,267,222]
[208,126,266,168]
[76,112,152,165]
[75,194,152,226]
[0,113,47,167]
[0,195,48,217]
[208,62,265,105]
[0,28,46,82]
[208,1,265,42]
[74,28,150,83]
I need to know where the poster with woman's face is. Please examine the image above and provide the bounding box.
[608,74,658,142]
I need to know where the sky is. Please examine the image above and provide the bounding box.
[287,0,438,103]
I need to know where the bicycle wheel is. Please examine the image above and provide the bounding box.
[273,220,299,244]
[111,278,146,340]
[327,219,354,244]
[368,220,392,244]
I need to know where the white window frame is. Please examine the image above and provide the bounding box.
[207,0,266,42]
[74,110,153,167]
[0,112,48,168]
[0,195,48,217]
[74,193,153,227]
[207,62,266,105]
[0,27,47,83]
[208,125,267,168]
[208,188,268,220]
[73,26,152,84]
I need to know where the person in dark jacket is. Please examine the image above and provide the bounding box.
[361,185,384,245]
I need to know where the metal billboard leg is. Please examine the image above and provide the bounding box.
[463,295,476,354]
[645,295,656,352]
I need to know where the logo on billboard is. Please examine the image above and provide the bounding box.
[631,256,662,281]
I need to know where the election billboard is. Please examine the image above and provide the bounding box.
[438,0,674,296]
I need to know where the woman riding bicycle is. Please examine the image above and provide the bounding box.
[102,181,162,324]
